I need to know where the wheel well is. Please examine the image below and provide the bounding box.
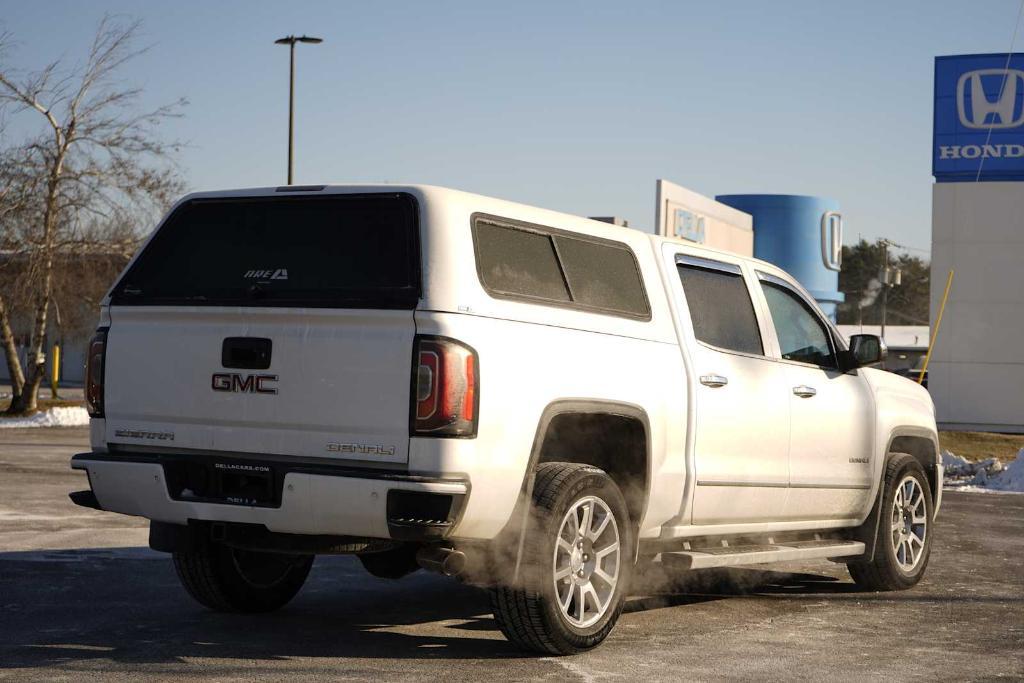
[890,435,939,496]
[536,411,649,530]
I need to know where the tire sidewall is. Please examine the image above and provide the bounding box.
[215,545,314,610]
[526,467,633,649]
[879,460,933,585]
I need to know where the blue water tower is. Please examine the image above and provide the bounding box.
[715,194,845,320]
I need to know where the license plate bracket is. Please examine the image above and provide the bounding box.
[163,459,279,507]
[213,462,274,505]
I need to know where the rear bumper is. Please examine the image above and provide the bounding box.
[71,453,468,541]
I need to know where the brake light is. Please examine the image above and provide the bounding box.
[85,328,108,417]
[412,336,479,437]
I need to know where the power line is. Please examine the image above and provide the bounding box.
[888,242,930,255]
[974,0,1024,181]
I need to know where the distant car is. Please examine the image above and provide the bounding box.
[70,184,943,655]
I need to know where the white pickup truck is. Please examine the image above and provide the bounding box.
[71,184,942,655]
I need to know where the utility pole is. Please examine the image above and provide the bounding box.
[878,239,901,355]
[274,35,323,185]
[880,240,889,342]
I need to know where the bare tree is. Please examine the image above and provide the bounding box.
[0,143,39,400]
[0,17,185,414]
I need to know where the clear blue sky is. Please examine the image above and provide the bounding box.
[2,0,1022,254]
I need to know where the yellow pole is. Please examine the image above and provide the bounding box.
[50,343,61,398]
[919,270,954,385]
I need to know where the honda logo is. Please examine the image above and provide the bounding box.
[956,68,1024,129]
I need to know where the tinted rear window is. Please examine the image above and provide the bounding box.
[473,221,570,302]
[472,216,650,319]
[677,262,763,355]
[556,236,651,315]
[111,193,420,308]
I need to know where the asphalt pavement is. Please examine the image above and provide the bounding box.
[0,427,1021,681]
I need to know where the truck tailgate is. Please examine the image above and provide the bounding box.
[103,306,415,465]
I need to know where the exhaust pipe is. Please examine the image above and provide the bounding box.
[416,546,467,577]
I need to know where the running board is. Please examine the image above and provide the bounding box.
[657,539,866,570]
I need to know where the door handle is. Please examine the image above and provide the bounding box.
[700,374,729,388]
[793,385,817,398]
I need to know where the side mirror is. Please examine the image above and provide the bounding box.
[847,334,887,368]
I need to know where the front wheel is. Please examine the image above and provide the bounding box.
[848,453,933,591]
[490,462,633,655]
[173,543,314,612]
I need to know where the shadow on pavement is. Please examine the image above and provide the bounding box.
[0,546,889,668]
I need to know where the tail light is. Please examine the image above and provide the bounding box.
[412,336,478,437]
[85,328,108,417]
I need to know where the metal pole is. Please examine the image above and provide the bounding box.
[918,269,954,385]
[287,41,295,185]
[879,241,889,344]
[276,34,321,184]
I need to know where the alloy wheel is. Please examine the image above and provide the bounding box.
[552,495,621,628]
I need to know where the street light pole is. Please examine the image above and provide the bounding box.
[287,40,294,184]
[274,35,323,185]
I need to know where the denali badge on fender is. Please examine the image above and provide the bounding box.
[211,373,278,394]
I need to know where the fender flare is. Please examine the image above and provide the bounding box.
[855,440,937,563]
[509,399,652,579]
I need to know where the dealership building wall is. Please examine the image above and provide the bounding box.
[929,53,1024,433]
[929,181,1024,432]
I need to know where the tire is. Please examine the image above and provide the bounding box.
[173,543,314,613]
[848,453,934,591]
[490,462,633,655]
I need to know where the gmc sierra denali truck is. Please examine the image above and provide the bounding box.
[71,184,942,655]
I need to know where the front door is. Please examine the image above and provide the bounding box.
[755,272,875,520]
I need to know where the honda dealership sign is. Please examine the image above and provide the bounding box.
[934,53,1024,181]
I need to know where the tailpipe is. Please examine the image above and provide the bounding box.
[416,546,467,577]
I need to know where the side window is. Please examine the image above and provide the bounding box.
[473,221,570,302]
[472,217,651,319]
[676,259,763,355]
[554,235,649,316]
[759,277,837,368]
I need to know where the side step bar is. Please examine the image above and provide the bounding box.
[657,539,866,570]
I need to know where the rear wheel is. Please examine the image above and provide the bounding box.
[848,453,933,591]
[490,462,632,655]
[173,543,314,612]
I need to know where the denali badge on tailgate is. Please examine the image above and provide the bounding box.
[326,442,397,456]
[211,373,278,394]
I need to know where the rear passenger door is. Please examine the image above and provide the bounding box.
[672,255,791,525]
[754,272,875,520]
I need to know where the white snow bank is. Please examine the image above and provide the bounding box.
[0,406,90,428]
[942,450,972,472]
[944,448,1024,494]
[987,449,1024,492]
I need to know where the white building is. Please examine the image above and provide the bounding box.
[929,182,1024,432]
[654,179,753,256]
[929,53,1024,433]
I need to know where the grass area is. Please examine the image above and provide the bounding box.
[939,430,1024,462]
[0,398,85,415]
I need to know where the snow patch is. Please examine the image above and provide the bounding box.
[944,448,1024,494]
[0,406,90,428]
[941,450,972,473]
[987,449,1024,492]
